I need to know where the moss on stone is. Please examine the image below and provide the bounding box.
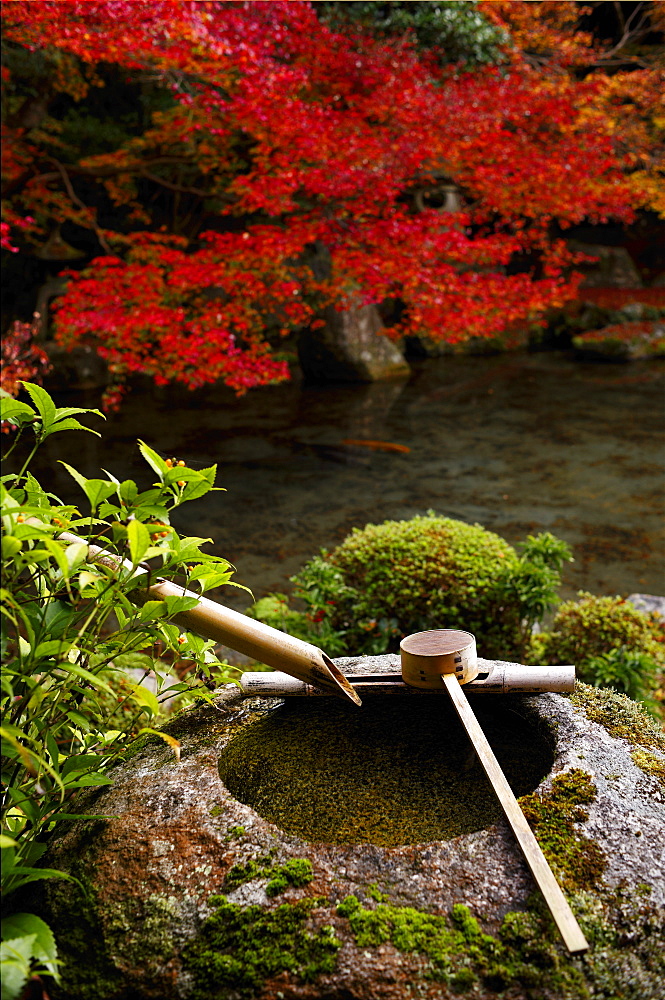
[571,683,665,755]
[218,696,553,846]
[518,769,606,891]
[45,870,124,1000]
[337,881,665,998]
[336,895,585,994]
[630,749,665,787]
[224,855,314,898]
[182,895,341,998]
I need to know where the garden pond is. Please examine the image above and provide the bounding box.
[43,350,664,617]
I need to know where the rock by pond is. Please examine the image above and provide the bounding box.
[30,657,665,999]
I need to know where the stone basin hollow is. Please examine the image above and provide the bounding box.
[217,696,554,847]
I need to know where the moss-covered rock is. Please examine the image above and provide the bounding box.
[572,320,665,360]
[27,661,664,1000]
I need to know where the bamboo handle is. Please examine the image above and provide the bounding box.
[441,673,588,955]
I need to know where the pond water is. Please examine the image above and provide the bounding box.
[44,350,664,614]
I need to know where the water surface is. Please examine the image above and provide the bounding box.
[44,351,664,612]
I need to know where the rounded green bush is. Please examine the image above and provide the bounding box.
[251,515,571,660]
[326,514,522,657]
[541,592,665,672]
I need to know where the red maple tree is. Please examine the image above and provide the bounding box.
[1,1,654,405]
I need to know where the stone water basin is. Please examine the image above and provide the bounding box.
[35,656,665,1000]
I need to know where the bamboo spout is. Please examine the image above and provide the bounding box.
[147,580,361,705]
[57,532,360,705]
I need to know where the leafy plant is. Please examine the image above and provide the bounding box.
[252,515,572,660]
[1,383,240,995]
[537,592,664,715]
[583,648,659,708]
[1,913,60,1000]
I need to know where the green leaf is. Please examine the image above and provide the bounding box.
[62,773,114,788]
[54,406,103,422]
[65,541,88,573]
[0,934,33,1000]
[0,397,36,426]
[56,663,116,695]
[137,440,168,479]
[60,754,104,778]
[127,683,159,717]
[20,383,56,433]
[59,463,116,508]
[119,480,138,503]
[162,594,200,615]
[138,600,167,621]
[41,538,70,580]
[34,638,74,659]
[1,866,76,891]
[127,519,151,565]
[0,835,18,848]
[1,913,59,980]
[1,537,22,559]
[48,417,101,438]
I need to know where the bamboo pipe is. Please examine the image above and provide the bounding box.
[400,630,588,956]
[58,533,360,706]
[149,579,361,705]
[237,662,576,697]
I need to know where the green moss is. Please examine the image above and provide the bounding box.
[102,893,177,968]
[631,749,665,787]
[518,769,606,891]
[182,895,341,998]
[224,855,313,898]
[335,896,583,994]
[265,859,314,898]
[225,824,245,841]
[218,696,553,846]
[571,683,665,755]
[45,870,125,1000]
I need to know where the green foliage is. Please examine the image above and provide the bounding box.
[0,913,60,1000]
[183,895,341,997]
[583,648,659,707]
[540,592,664,712]
[317,1,508,68]
[253,515,572,660]
[1,383,239,988]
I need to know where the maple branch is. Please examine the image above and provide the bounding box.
[592,1,653,65]
[138,170,216,199]
[48,158,113,254]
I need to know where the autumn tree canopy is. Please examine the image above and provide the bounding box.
[1,0,662,404]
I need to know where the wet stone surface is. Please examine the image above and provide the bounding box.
[218,692,553,847]
[34,657,665,1000]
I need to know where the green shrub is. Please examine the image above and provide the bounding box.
[538,592,664,714]
[1,383,239,998]
[252,515,572,660]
